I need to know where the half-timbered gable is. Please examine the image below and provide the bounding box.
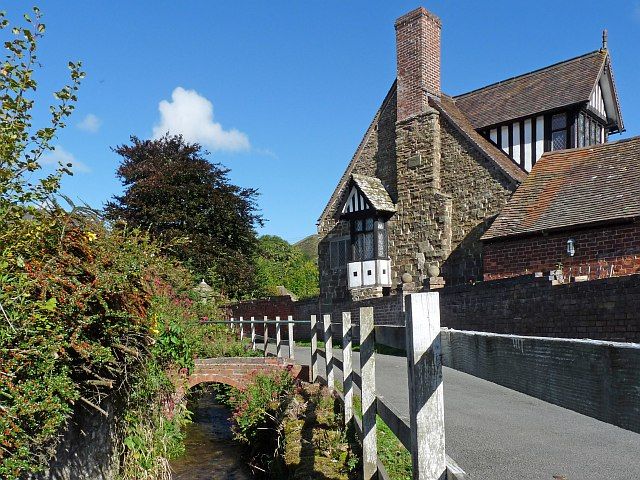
[317,6,628,307]
[455,48,624,172]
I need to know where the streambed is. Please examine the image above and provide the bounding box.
[170,391,252,480]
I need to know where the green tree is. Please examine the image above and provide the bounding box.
[0,7,84,217]
[254,235,319,299]
[105,135,263,298]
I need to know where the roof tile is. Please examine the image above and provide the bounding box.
[482,136,640,240]
[454,51,607,129]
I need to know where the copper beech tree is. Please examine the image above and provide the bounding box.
[106,134,263,298]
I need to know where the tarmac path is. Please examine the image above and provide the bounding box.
[264,342,640,480]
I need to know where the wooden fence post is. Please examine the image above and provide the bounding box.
[360,306,377,480]
[310,314,318,383]
[405,292,446,480]
[250,316,256,350]
[342,311,353,428]
[276,316,282,358]
[239,316,244,341]
[288,315,295,360]
[263,316,268,357]
[323,314,334,390]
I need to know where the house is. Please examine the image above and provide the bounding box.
[482,137,640,281]
[317,6,625,307]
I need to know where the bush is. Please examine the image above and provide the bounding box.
[226,369,295,444]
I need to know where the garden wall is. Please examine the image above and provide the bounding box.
[227,273,640,343]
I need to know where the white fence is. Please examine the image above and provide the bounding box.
[228,292,464,480]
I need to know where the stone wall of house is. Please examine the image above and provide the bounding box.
[438,118,517,284]
[317,90,397,307]
[390,107,452,288]
[483,222,640,281]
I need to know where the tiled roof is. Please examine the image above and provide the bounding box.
[483,136,640,240]
[454,50,608,129]
[431,95,527,183]
[351,174,396,213]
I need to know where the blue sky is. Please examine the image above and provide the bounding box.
[6,1,640,243]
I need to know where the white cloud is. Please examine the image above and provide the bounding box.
[40,146,90,173]
[77,113,102,133]
[152,87,250,152]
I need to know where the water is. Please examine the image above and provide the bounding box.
[170,391,252,480]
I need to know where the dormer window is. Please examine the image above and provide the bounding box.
[340,174,395,290]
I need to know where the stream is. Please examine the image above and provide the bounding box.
[170,390,253,480]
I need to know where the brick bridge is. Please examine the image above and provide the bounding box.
[166,357,307,415]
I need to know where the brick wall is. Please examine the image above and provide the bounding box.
[441,329,640,433]
[484,222,640,281]
[440,274,640,342]
[229,273,640,343]
[395,7,441,120]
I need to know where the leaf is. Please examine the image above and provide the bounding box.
[42,297,57,311]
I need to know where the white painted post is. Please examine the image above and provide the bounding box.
[342,311,353,429]
[359,306,377,480]
[405,293,446,480]
[250,316,256,351]
[323,314,334,390]
[288,315,295,360]
[310,314,318,383]
[230,317,234,332]
[239,316,244,341]
[276,316,282,358]
[263,316,268,357]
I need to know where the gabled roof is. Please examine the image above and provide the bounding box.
[347,174,396,213]
[317,83,396,224]
[431,96,527,183]
[482,136,640,241]
[454,50,623,131]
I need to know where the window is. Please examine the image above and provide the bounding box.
[551,113,567,151]
[351,217,388,262]
[578,112,605,147]
[329,238,349,270]
[353,218,375,261]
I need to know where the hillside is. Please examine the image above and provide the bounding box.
[294,234,320,263]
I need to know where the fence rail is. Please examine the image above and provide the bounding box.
[222,292,461,480]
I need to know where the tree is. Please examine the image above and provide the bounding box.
[105,135,263,298]
[254,235,319,299]
[0,7,84,217]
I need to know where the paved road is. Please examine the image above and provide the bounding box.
[264,342,640,480]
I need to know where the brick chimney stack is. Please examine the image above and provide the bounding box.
[395,7,442,122]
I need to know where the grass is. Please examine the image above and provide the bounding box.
[352,396,412,480]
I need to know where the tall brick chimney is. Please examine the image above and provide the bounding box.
[395,7,441,122]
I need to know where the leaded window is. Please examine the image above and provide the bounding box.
[551,113,567,151]
[329,238,349,270]
[351,217,388,262]
[578,112,605,148]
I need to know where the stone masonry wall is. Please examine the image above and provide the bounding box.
[391,107,452,287]
[439,118,517,284]
[483,222,640,281]
[317,90,397,307]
